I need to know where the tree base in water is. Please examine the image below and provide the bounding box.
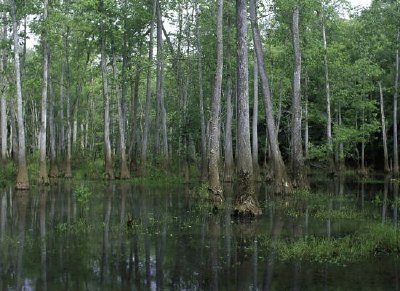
[208,186,223,203]
[234,170,262,217]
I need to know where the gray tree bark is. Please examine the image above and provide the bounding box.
[64,29,72,178]
[38,0,49,184]
[252,52,259,181]
[234,0,262,216]
[379,82,390,173]
[156,0,168,161]
[128,67,140,170]
[224,18,234,183]
[100,4,114,180]
[141,0,157,174]
[11,0,29,189]
[250,0,292,194]
[48,64,58,177]
[208,0,224,202]
[0,0,7,164]
[195,0,208,182]
[112,46,130,179]
[290,6,308,189]
[393,30,399,177]
[321,5,335,173]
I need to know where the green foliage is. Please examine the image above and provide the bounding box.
[74,184,92,213]
[0,161,15,187]
[197,183,209,199]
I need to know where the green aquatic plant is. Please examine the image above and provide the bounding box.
[74,184,92,214]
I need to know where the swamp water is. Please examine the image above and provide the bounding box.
[0,178,399,290]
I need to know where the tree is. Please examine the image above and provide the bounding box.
[234,0,262,216]
[250,0,293,194]
[141,0,157,175]
[38,0,50,184]
[290,5,308,189]
[11,0,29,189]
[0,0,7,164]
[208,0,224,202]
[100,0,114,180]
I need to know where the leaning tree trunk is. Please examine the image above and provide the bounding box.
[393,30,399,177]
[112,47,130,179]
[321,6,335,174]
[249,0,292,194]
[290,6,308,189]
[234,0,262,217]
[208,0,224,202]
[100,14,114,180]
[379,82,390,173]
[141,0,157,175]
[11,0,29,189]
[38,0,49,184]
[195,0,208,182]
[224,17,234,183]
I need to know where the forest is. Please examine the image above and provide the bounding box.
[0,0,399,215]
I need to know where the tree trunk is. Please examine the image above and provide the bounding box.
[234,0,262,217]
[141,0,157,174]
[64,29,72,178]
[112,47,130,179]
[10,100,18,163]
[129,67,140,170]
[290,6,308,189]
[252,52,259,181]
[0,94,6,164]
[195,0,208,182]
[249,0,292,194]
[59,51,65,161]
[156,0,168,162]
[321,5,335,174]
[48,58,59,177]
[0,0,7,164]
[11,0,29,189]
[38,0,49,184]
[208,0,224,202]
[393,30,399,177]
[224,17,234,183]
[379,82,390,173]
[100,7,114,180]
[304,74,309,158]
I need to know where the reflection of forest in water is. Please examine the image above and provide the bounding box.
[0,178,399,290]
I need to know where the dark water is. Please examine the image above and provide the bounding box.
[0,178,399,290]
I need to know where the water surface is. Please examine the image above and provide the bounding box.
[0,178,399,290]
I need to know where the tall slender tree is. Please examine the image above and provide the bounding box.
[290,5,308,189]
[377,82,390,173]
[393,30,399,177]
[234,0,261,216]
[320,2,335,173]
[38,0,50,184]
[195,0,208,181]
[249,0,292,194]
[0,0,7,164]
[100,0,114,180]
[11,0,29,189]
[112,45,130,179]
[156,0,168,161]
[208,0,224,202]
[224,17,234,183]
[141,0,157,174]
